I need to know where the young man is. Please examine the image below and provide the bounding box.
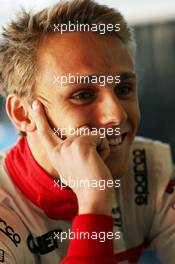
[0,0,174,263]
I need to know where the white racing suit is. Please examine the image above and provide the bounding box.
[0,137,174,264]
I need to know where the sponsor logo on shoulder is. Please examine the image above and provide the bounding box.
[133,149,148,206]
[165,167,175,194]
[0,249,4,262]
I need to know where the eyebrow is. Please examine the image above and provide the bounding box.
[57,71,136,88]
[77,72,137,82]
[73,72,137,83]
[119,72,137,82]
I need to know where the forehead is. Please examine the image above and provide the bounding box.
[37,32,134,77]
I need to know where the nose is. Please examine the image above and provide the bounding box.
[98,91,128,126]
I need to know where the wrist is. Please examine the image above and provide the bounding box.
[78,190,113,215]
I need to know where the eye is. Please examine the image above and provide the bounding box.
[115,84,134,99]
[70,89,96,103]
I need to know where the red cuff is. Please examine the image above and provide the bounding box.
[67,214,114,257]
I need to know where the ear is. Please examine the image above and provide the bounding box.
[6,94,36,133]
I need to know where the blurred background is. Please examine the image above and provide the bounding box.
[0,1,175,263]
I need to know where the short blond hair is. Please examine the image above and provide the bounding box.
[0,0,135,101]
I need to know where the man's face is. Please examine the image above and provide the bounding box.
[35,32,140,177]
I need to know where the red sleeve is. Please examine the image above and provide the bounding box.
[60,214,117,264]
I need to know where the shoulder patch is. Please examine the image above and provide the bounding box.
[165,166,175,194]
[133,148,148,206]
[0,249,4,262]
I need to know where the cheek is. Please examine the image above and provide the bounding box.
[52,105,92,129]
[128,101,141,133]
[125,99,141,129]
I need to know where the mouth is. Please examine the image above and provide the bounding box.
[107,133,127,147]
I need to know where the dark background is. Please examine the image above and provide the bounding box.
[135,20,175,162]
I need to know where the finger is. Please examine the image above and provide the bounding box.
[29,100,61,151]
[96,137,110,160]
[76,126,110,160]
[76,125,91,136]
[59,125,91,142]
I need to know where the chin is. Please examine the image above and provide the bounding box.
[105,140,133,179]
